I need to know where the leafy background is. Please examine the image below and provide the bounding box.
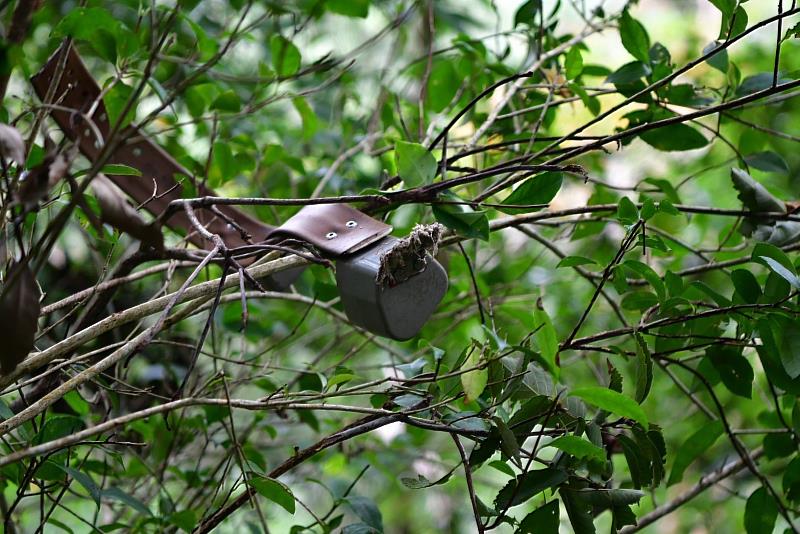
[1,0,800,533]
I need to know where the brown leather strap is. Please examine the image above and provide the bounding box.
[267,204,391,256]
[30,43,272,250]
[31,43,392,258]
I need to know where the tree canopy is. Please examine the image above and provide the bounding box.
[1,0,800,532]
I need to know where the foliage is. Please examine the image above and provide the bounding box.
[0,0,799,533]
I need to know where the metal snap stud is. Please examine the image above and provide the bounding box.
[345,220,358,228]
[326,232,337,239]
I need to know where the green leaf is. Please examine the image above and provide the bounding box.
[249,475,296,514]
[433,194,489,240]
[37,415,85,444]
[102,487,152,516]
[168,510,197,532]
[703,41,728,73]
[557,256,599,269]
[100,164,142,177]
[208,141,235,188]
[547,435,606,463]
[784,457,800,502]
[707,345,754,398]
[494,467,568,509]
[731,269,762,303]
[427,60,459,113]
[210,90,242,112]
[606,61,650,85]
[461,347,488,402]
[572,488,644,508]
[499,172,562,214]
[60,466,101,506]
[619,10,651,63]
[634,334,653,403]
[565,47,584,79]
[63,390,90,416]
[493,417,521,463]
[518,499,559,533]
[640,124,708,151]
[745,151,789,174]
[533,305,559,376]
[270,35,301,77]
[400,472,451,489]
[642,177,681,204]
[341,524,380,534]
[667,420,724,485]
[326,0,369,18]
[103,81,135,129]
[514,0,542,27]
[624,260,666,301]
[54,7,118,41]
[345,496,383,531]
[560,489,596,534]
[736,73,792,98]
[570,387,649,429]
[720,5,748,40]
[293,97,319,140]
[607,360,623,393]
[709,0,735,18]
[395,140,437,187]
[784,21,800,41]
[744,487,778,534]
[616,196,639,225]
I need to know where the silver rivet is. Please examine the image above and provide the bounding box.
[326,232,337,239]
[345,220,358,228]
